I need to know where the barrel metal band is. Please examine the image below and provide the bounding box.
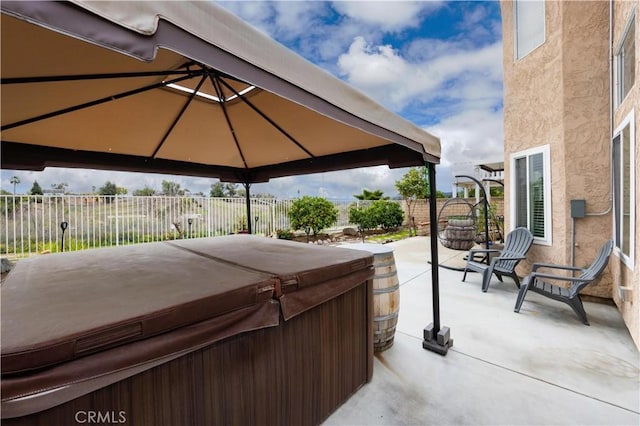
[373,312,399,322]
[373,284,399,294]
[373,271,398,279]
[374,259,395,268]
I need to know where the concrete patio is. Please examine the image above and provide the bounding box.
[326,237,640,425]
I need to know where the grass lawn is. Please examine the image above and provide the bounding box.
[365,229,411,243]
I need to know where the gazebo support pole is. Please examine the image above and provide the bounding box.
[423,162,453,355]
[243,182,252,234]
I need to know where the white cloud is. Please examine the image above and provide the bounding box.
[215,1,275,32]
[337,36,503,116]
[332,1,443,32]
[338,37,413,94]
[427,108,504,168]
[271,1,329,38]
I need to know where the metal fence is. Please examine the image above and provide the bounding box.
[0,195,378,260]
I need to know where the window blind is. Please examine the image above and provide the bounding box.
[528,153,545,238]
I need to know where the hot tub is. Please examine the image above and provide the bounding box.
[2,235,374,425]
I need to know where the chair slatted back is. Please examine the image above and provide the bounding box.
[571,240,614,295]
[496,227,534,272]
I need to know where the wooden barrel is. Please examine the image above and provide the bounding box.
[344,243,399,352]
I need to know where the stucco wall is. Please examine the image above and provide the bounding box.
[561,0,612,298]
[501,0,568,277]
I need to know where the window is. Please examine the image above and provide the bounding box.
[616,12,635,105]
[510,145,551,245]
[612,111,635,268]
[514,0,545,60]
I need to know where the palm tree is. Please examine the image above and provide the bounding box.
[10,176,20,196]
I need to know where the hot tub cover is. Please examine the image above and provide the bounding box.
[1,241,277,375]
[167,235,375,319]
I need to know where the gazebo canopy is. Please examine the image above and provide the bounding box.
[1,1,440,183]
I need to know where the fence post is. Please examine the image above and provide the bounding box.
[115,195,119,246]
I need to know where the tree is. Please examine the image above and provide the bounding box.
[10,176,20,196]
[395,167,428,235]
[0,189,15,214]
[51,182,69,192]
[251,192,276,199]
[288,196,338,236]
[98,181,117,196]
[368,200,404,231]
[98,181,117,203]
[459,186,503,198]
[30,180,43,195]
[133,186,156,196]
[224,183,238,197]
[354,189,389,200]
[116,186,128,195]
[210,182,226,197]
[349,200,404,240]
[161,180,184,196]
[490,186,504,197]
[349,205,379,239]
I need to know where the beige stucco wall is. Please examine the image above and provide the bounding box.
[502,0,611,280]
[502,0,639,349]
[560,1,612,298]
[502,0,574,276]
[610,0,639,350]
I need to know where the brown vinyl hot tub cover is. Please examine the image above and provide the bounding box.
[168,235,374,319]
[0,241,278,375]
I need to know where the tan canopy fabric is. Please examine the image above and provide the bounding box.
[1,1,440,183]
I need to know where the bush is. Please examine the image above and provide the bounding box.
[349,200,404,233]
[369,200,404,231]
[288,196,338,236]
[348,205,377,233]
[276,229,294,240]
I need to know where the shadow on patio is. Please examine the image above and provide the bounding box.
[326,237,640,425]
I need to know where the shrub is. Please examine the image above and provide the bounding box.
[288,196,338,236]
[369,200,404,231]
[276,229,294,240]
[348,205,377,233]
[350,200,404,233]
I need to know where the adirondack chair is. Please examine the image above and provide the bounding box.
[462,227,534,292]
[514,240,613,325]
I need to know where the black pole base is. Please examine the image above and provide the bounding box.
[422,323,453,356]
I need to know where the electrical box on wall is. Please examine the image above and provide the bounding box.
[571,199,586,218]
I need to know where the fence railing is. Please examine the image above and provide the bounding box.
[0,195,378,260]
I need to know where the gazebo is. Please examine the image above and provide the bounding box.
[1,1,450,422]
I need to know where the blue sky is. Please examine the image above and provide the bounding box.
[1,1,504,199]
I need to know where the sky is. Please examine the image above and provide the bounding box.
[1,0,504,199]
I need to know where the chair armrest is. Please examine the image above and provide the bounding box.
[531,263,585,273]
[530,272,592,283]
[469,249,500,256]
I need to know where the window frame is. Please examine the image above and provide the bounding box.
[612,110,635,269]
[510,144,552,246]
[615,10,636,107]
[513,0,546,60]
